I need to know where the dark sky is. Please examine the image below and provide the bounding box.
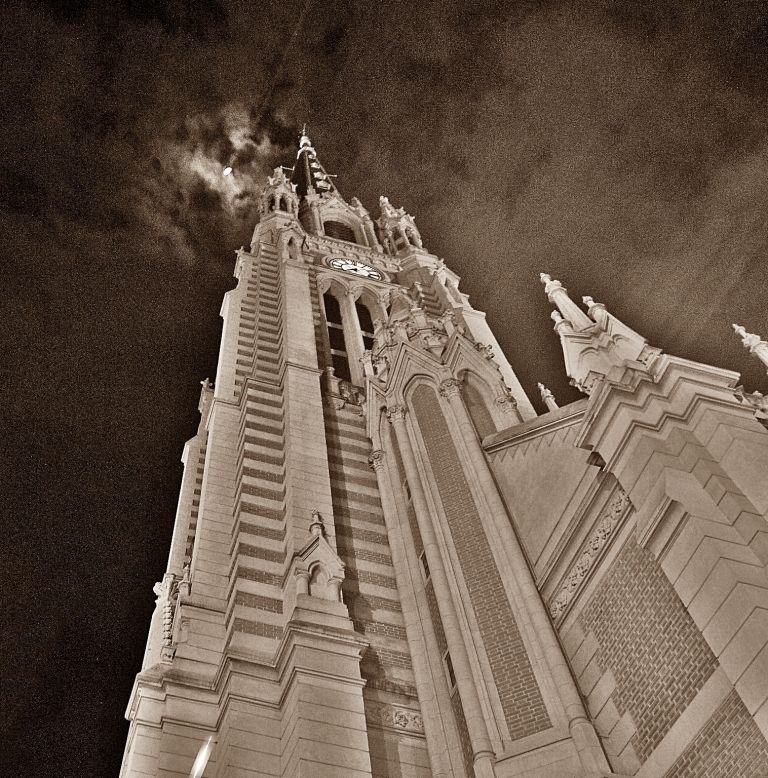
[2,1,767,775]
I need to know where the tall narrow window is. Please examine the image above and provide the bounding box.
[461,373,497,440]
[443,650,457,692]
[323,292,351,381]
[419,550,430,582]
[355,301,375,352]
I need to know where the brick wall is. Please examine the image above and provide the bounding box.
[665,690,768,777]
[580,538,718,761]
[411,384,550,741]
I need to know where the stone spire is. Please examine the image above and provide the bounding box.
[291,127,338,198]
[733,323,768,375]
[540,274,660,394]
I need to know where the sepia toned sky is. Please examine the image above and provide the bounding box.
[2,1,767,774]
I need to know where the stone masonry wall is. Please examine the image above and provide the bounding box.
[664,690,768,778]
[579,538,718,762]
[411,383,551,742]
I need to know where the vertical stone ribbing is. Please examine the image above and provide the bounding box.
[410,384,551,741]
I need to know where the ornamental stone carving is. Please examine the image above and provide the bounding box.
[369,449,385,470]
[386,405,407,423]
[549,488,630,620]
[366,701,424,734]
[438,378,462,398]
[495,391,519,412]
[474,341,494,359]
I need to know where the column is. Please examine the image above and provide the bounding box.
[387,406,497,778]
[341,289,366,385]
[438,378,611,776]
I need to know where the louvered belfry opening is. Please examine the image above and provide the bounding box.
[323,220,357,244]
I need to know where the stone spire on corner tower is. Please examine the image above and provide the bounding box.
[540,272,660,394]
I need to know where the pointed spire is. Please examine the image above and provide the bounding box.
[539,273,593,330]
[537,382,559,411]
[541,274,659,394]
[733,324,768,375]
[291,126,338,198]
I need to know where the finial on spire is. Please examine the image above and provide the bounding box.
[537,382,559,411]
[732,323,768,374]
[582,295,608,324]
[539,272,593,330]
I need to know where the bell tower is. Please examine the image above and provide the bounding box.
[121,131,622,777]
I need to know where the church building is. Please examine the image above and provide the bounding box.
[120,131,768,777]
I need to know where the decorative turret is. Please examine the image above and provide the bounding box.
[257,165,299,220]
[377,195,423,255]
[540,273,660,394]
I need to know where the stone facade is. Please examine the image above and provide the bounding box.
[121,133,768,777]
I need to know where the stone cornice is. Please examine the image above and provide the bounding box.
[547,486,631,621]
[365,701,424,735]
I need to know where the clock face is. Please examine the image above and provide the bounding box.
[326,257,383,281]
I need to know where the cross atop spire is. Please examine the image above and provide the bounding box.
[292,126,338,198]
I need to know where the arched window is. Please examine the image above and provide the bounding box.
[460,373,496,440]
[356,301,375,352]
[394,227,409,251]
[323,292,351,381]
[324,220,357,244]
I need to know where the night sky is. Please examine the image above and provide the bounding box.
[2,1,768,775]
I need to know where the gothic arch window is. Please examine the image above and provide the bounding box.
[324,219,358,244]
[355,300,375,352]
[323,291,351,381]
[460,372,497,440]
[279,196,289,212]
[394,227,409,251]
[308,563,329,598]
[286,236,299,261]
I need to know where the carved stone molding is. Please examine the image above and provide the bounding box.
[386,405,408,423]
[549,488,630,620]
[366,702,424,734]
[494,391,518,412]
[438,377,462,398]
[369,449,385,470]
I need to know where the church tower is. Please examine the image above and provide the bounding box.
[120,131,633,778]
